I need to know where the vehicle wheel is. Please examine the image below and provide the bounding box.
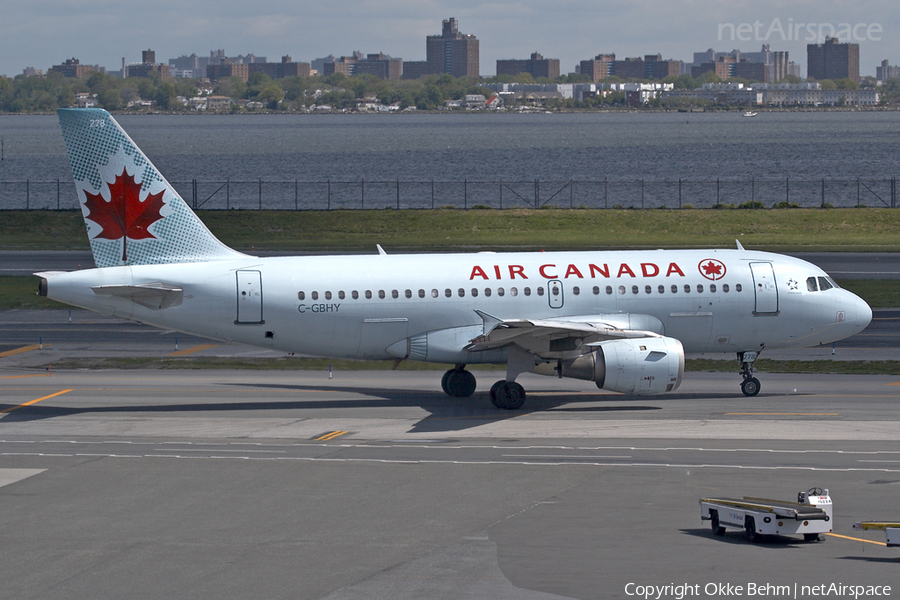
[803,533,820,542]
[710,511,726,536]
[494,381,526,410]
[489,380,504,404]
[441,370,453,395]
[744,516,759,542]
[741,377,761,397]
[446,369,477,398]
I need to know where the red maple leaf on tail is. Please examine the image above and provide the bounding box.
[83,168,165,262]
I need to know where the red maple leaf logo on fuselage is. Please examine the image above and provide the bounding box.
[83,168,165,262]
[698,259,726,281]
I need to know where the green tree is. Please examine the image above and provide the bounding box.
[257,83,285,109]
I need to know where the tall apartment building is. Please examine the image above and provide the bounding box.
[579,53,681,82]
[356,53,402,80]
[50,58,95,78]
[207,61,249,82]
[323,54,359,77]
[691,46,792,82]
[496,52,560,80]
[126,49,170,79]
[877,60,900,81]
[807,37,859,82]
[401,61,428,80]
[249,56,312,79]
[579,54,615,83]
[692,56,769,82]
[642,55,682,79]
[426,17,479,78]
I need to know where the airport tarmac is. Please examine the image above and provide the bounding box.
[1,367,899,600]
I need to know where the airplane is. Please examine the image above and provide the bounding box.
[36,108,873,409]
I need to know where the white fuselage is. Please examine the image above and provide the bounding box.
[41,248,872,365]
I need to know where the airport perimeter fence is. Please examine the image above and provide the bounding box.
[1,177,898,211]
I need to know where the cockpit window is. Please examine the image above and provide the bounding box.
[806,277,818,292]
[817,277,833,291]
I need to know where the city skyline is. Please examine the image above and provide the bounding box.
[1,1,896,79]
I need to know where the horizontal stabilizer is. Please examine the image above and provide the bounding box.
[91,282,183,310]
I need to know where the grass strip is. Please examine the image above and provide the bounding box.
[3,208,900,252]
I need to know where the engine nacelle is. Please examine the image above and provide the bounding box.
[538,336,684,395]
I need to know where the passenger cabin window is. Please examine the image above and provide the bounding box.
[298,291,305,300]
[312,291,319,300]
[325,291,332,300]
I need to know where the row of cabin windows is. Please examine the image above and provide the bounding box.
[297,282,742,301]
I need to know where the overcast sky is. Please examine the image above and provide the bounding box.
[1,0,896,78]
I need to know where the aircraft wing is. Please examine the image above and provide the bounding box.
[464,311,662,358]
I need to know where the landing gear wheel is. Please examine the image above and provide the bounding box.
[445,369,476,398]
[741,377,761,397]
[441,370,452,395]
[710,511,726,536]
[489,380,504,403]
[491,381,526,410]
[744,516,759,543]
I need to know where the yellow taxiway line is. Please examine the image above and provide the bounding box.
[0,344,43,358]
[824,532,887,546]
[315,431,349,441]
[0,389,73,414]
[167,344,220,357]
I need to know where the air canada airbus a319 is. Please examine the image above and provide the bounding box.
[37,109,872,409]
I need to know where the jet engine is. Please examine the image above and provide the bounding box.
[536,336,684,395]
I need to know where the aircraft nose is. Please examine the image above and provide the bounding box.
[847,291,872,332]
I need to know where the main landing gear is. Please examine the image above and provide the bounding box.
[738,351,761,396]
[440,363,529,410]
[441,365,477,398]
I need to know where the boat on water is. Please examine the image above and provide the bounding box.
[743,111,758,117]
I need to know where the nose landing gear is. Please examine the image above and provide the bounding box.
[738,351,761,396]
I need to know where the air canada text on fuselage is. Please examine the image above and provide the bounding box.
[469,262,689,281]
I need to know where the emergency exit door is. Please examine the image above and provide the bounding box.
[548,280,564,309]
[236,270,264,324]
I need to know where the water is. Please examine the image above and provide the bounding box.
[0,111,898,210]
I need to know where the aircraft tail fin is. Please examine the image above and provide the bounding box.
[57,108,247,268]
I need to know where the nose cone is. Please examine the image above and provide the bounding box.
[850,292,873,333]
